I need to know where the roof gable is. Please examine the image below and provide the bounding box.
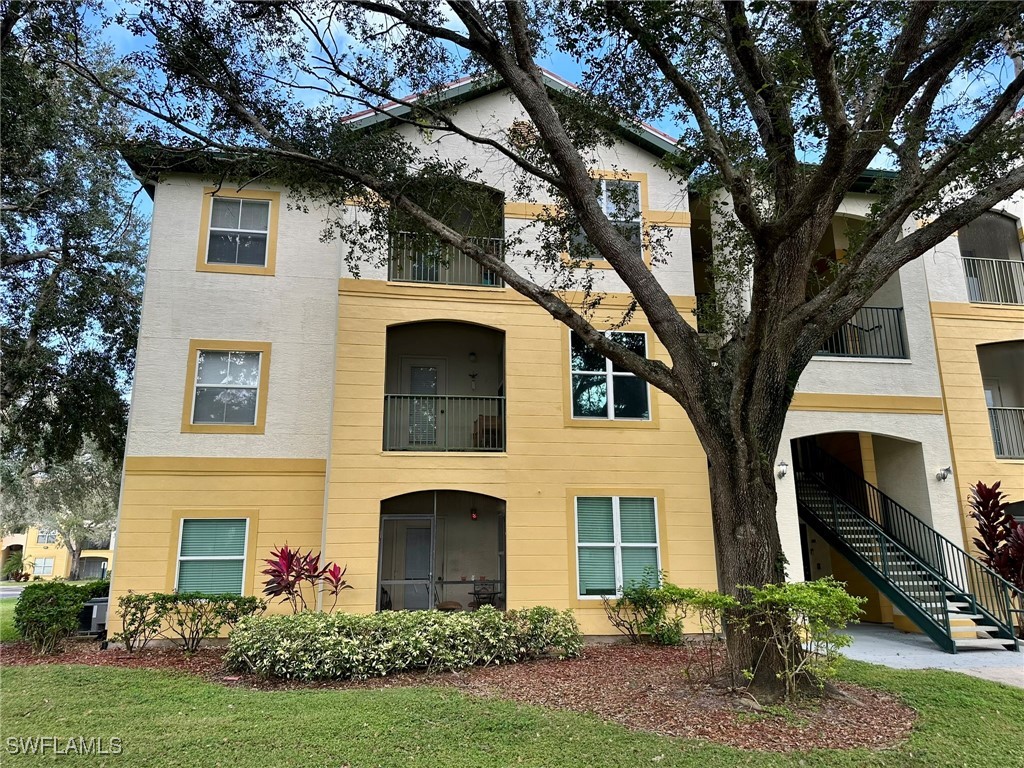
[342,69,681,160]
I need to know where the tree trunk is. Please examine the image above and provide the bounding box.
[706,443,790,700]
[68,546,82,581]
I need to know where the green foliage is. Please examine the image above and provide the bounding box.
[113,592,266,652]
[1,550,25,579]
[2,448,119,579]
[79,579,111,599]
[12,580,97,654]
[114,591,165,652]
[225,606,583,681]
[1,2,146,464]
[740,578,865,701]
[603,575,736,648]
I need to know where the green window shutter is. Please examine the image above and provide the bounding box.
[621,548,659,589]
[578,547,615,596]
[177,560,244,595]
[619,498,657,543]
[180,519,247,558]
[576,497,613,543]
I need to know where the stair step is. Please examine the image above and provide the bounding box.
[953,638,1018,649]
[950,625,1001,634]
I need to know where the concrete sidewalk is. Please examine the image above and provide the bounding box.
[842,623,1024,688]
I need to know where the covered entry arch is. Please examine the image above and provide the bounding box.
[377,490,506,612]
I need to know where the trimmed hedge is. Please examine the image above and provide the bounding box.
[114,592,266,652]
[225,605,583,680]
[13,580,110,654]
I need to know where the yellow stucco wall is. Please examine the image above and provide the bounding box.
[108,457,326,633]
[930,302,1024,549]
[323,281,717,635]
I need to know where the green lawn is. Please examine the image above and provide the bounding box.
[0,661,1021,767]
[0,597,17,642]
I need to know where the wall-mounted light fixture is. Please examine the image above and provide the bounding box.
[935,466,952,481]
[776,460,789,480]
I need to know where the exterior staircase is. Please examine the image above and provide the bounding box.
[794,443,1021,653]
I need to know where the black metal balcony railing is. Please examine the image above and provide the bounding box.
[989,407,1024,459]
[383,395,505,452]
[389,231,504,287]
[963,257,1024,305]
[816,306,908,359]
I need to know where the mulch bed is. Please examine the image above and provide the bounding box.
[1,640,916,753]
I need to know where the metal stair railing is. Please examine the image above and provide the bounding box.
[796,475,955,652]
[794,442,1021,648]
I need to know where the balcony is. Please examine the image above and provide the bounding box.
[389,232,504,288]
[989,408,1024,459]
[383,321,505,453]
[816,306,908,359]
[963,257,1024,305]
[383,395,505,451]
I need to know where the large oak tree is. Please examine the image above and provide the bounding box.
[58,0,1024,695]
[1,0,146,465]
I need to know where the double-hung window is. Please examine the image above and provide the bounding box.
[32,557,55,576]
[36,529,57,544]
[206,197,271,267]
[176,518,248,595]
[570,331,650,419]
[191,349,263,426]
[576,496,660,597]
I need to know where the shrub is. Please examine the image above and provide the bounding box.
[112,592,266,652]
[969,481,1024,595]
[739,578,864,701]
[13,581,93,654]
[115,591,165,652]
[602,575,720,646]
[225,606,583,681]
[2,551,25,580]
[506,606,585,659]
[79,579,110,599]
[261,545,352,613]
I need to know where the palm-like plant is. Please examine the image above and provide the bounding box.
[261,545,352,613]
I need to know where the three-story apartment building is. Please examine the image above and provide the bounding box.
[112,74,1023,650]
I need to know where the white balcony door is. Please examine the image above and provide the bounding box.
[402,357,447,448]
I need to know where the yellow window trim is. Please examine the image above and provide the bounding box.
[165,508,260,595]
[180,339,272,434]
[196,187,281,276]
[563,488,670,609]
[561,325,661,428]
[505,201,690,228]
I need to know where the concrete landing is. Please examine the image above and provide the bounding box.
[842,623,1024,689]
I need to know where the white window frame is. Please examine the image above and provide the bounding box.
[174,518,249,595]
[33,557,55,576]
[36,529,57,544]
[574,496,660,600]
[190,349,263,426]
[569,330,651,421]
[206,197,272,267]
[597,178,642,257]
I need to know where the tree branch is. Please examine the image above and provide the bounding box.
[1,247,60,268]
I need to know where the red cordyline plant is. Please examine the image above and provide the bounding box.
[969,482,1024,598]
[261,545,353,613]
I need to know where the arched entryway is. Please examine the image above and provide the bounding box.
[377,491,506,612]
[383,321,506,452]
